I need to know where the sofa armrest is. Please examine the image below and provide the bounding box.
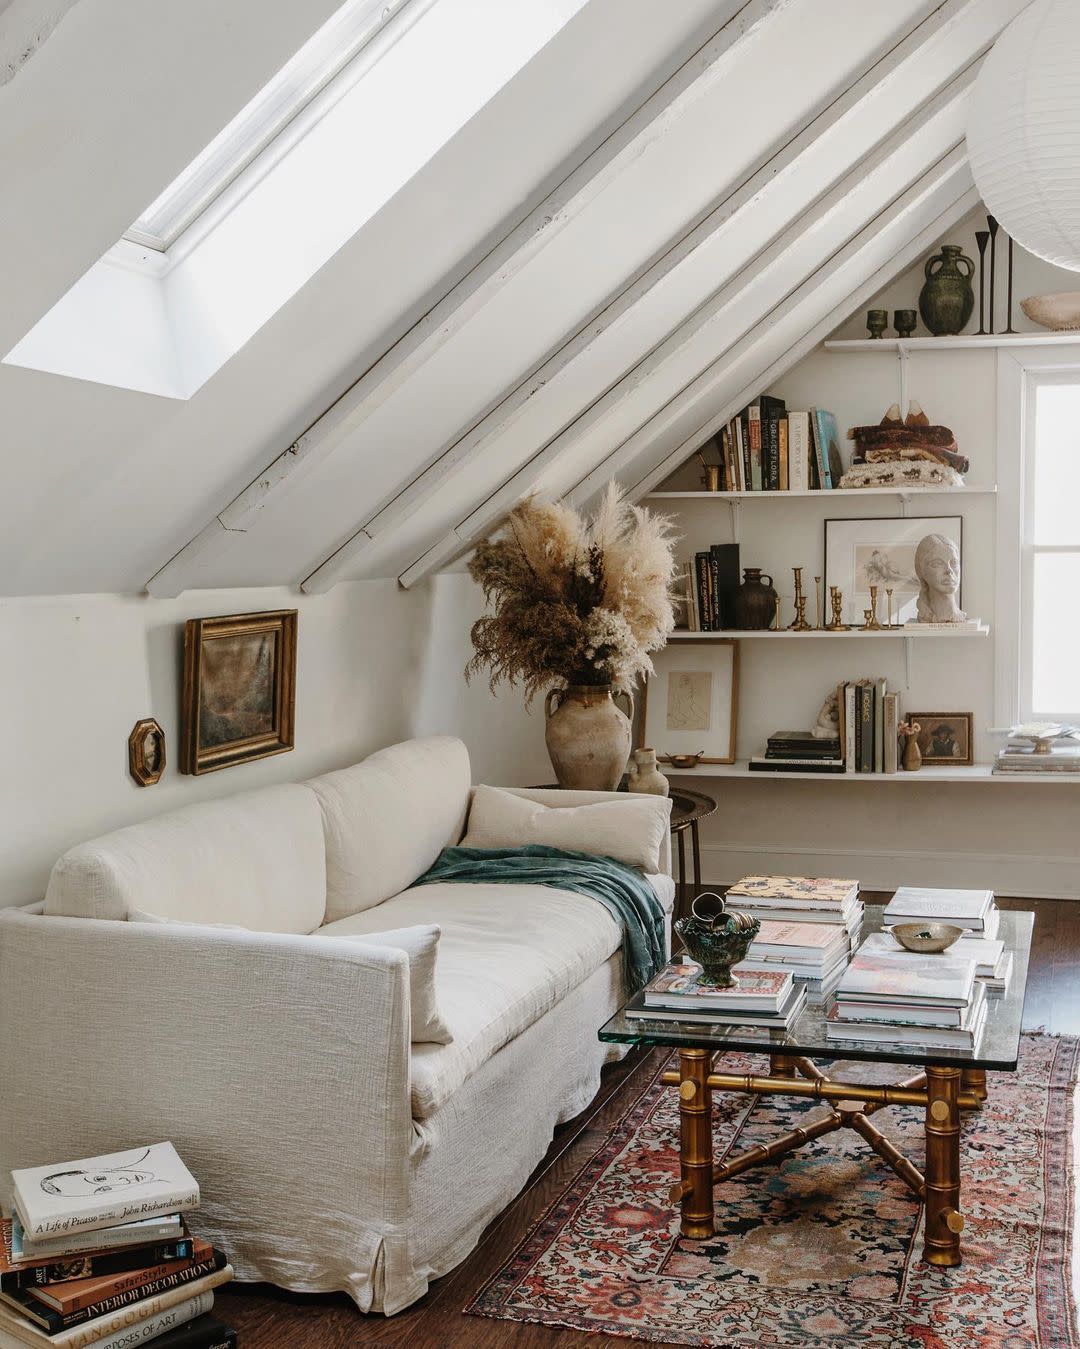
[0,907,414,1310]
[499,787,673,876]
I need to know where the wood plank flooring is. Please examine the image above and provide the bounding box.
[217,896,1079,1347]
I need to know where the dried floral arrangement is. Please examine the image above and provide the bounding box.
[467,485,678,703]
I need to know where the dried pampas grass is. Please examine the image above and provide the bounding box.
[467,484,678,704]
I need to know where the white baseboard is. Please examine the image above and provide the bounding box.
[696,842,1080,901]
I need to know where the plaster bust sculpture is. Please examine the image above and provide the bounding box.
[914,533,965,623]
[812,690,840,739]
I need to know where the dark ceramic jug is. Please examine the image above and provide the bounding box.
[919,244,975,335]
[734,568,778,630]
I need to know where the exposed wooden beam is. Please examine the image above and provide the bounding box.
[397,159,977,586]
[301,0,1024,594]
[144,0,786,597]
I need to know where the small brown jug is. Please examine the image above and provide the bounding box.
[734,568,778,630]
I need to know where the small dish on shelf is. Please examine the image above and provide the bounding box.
[1019,292,1080,331]
[890,922,964,953]
[664,752,704,770]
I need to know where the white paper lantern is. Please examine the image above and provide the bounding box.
[967,0,1080,271]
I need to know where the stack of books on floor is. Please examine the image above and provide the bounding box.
[626,964,807,1030]
[749,730,844,774]
[735,920,851,999]
[993,736,1080,775]
[826,932,987,1050]
[723,875,864,950]
[882,886,1011,992]
[0,1143,234,1349]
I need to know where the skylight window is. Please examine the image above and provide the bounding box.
[125,0,424,251]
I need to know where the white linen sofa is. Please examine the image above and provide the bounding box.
[0,736,673,1314]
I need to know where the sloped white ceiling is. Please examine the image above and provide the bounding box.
[0,0,1032,597]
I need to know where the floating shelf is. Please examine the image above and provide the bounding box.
[671,625,990,640]
[824,333,1080,352]
[646,487,996,500]
[664,761,1080,784]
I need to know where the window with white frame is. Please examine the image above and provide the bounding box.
[1021,371,1080,722]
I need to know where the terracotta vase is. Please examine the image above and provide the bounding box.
[627,747,669,797]
[734,568,778,630]
[902,733,923,772]
[544,684,634,790]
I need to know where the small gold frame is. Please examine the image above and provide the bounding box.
[128,718,166,787]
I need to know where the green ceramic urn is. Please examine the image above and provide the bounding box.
[918,244,975,336]
[674,893,760,989]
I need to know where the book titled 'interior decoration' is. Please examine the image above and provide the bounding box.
[12,1144,199,1242]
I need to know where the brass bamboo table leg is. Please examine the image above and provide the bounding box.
[923,1066,964,1266]
[961,1067,988,1104]
[676,1048,714,1238]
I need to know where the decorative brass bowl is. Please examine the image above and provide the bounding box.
[891,922,964,953]
[664,752,704,769]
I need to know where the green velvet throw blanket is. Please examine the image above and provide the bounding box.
[414,844,667,994]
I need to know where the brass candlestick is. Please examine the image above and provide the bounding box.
[886,587,896,629]
[789,567,812,630]
[863,584,884,630]
[825,585,849,631]
[773,594,782,630]
[814,576,823,629]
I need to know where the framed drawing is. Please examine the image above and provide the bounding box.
[640,640,739,765]
[824,515,962,626]
[180,610,297,775]
[907,712,974,766]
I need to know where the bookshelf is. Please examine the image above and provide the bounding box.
[823,333,1080,352]
[663,762,1080,785]
[670,626,989,640]
[647,486,996,500]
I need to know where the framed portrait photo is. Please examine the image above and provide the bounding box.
[823,515,962,626]
[908,712,974,766]
[180,610,297,775]
[641,640,739,765]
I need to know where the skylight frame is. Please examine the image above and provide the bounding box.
[124,0,419,252]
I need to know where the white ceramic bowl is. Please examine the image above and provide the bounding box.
[1020,292,1080,331]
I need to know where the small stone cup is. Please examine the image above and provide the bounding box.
[866,308,888,339]
[894,308,917,338]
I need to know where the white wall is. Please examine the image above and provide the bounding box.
[1,581,431,906]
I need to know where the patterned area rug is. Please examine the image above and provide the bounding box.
[467,1035,1078,1347]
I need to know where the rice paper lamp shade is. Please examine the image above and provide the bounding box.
[966,0,1080,271]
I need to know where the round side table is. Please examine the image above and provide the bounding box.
[668,788,717,922]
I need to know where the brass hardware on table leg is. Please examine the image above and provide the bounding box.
[713,1110,842,1183]
[924,1066,963,1267]
[961,1068,988,1104]
[791,1056,828,1082]
[677,1049,714,1239]
[770,1053,797,1077]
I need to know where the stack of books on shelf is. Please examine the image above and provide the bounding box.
[699,397,844,494]
[626,964,807,1030]
[837,678,901,774]
[826,932,987,1050]
[882,886,1011,992]
[684,542,741,631]
[0,1143,234,1349]
[750,729,844,774]
[993,737,1080,776]
[735,920,851,999]
[724,875,864,950]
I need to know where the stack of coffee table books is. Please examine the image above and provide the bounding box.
[882,886,999,939]
[733,920,851,1000]
[625,964,807,1030]
[825,933,987,1049]
[723,875,864,949]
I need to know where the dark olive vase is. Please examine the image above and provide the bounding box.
[674,893,760,989]
[918,244,975,336]
[734,568,778,630]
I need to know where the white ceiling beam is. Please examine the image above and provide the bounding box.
[302,0,1025,594]
[0,0,81,86]
[144,0,786,597]
[398,155,977,586]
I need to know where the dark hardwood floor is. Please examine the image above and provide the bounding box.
[217,896,1079,1347]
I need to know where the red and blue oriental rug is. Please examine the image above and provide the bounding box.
[466,1035,1078,1347]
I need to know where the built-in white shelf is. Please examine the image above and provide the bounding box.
[665,761,1080,784]
[824,333,1080,352]
[646,487,996,500]
[671,624,990,640]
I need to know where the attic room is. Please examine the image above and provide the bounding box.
[2,0,1079,1345]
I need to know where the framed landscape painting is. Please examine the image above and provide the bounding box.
[824,515,962,626]
[180,610,297,775]
[641,640,739,765]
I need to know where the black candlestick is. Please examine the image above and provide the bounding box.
[1005,235,1016,333]
[975,229,989,336]
[987,214,999,335]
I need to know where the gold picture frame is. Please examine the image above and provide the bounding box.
[640,639,739,765]
[128,717,166,787]
[180,610,297,775]
[908,711,974,766]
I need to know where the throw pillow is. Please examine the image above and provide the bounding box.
[333,924,452,1045]
[461,784,671,873]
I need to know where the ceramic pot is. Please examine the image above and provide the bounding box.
[674,893,760,989]
[902,733,923,772]
[919,244,975,335]
[544,684,634,790]
[734,568,778,630]
[627,747,669,797]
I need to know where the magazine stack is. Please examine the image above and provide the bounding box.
[826,933,987,1050]
[723,875,864,950]
[0,1143,234,1349]
[735,920,851,1000]
[626,964,807,1030]
[882,886,1010,993]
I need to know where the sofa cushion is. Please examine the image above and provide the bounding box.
[461,784,672,873]
[317,874,674,1119]
[313,923,452,1045]
[44,784,326,933]
[309,737,471,923]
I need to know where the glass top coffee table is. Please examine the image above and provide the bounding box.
[598,905,1033,1268]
